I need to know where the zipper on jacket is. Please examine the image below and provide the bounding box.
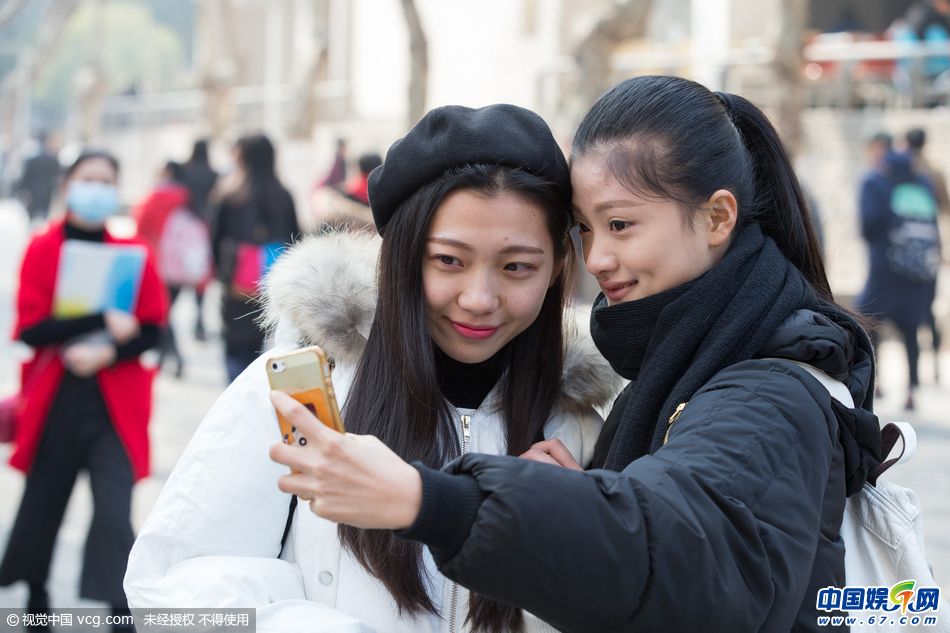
[460,414,472,452]
[663,402,687,446]
[448,405,474,457]
[449,582,460,633]
[447,405,474,633]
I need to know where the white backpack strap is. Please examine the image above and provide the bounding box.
[764,357,917,484]
[777,359,855,408]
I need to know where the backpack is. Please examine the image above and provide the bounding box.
[158,208,212,286]
[231,241,285,296]
[886,182,941,283]
[782,360,948,631]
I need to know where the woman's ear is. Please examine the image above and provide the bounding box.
[704,189,738,247]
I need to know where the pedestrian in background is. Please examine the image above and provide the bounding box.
[309,139,378,231]
[209,134,300,382]
[341,152,382,206]
[133,160,192,378]
[181,139,219,341]
[0,150,167,630]
[313,137,347,192]
[905,127,947,382]
[857,132,942,409]
[905,128,950,216]
[310,151,381,232]
[15,131,62,224]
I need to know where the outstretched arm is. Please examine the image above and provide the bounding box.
[270,362,837,633]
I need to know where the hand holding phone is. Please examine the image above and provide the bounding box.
[266,346,344,445]
[268,391,423,530]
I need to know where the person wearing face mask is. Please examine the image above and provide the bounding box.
[0,150,167,629]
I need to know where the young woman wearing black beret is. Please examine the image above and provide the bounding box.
[125,104,618,633]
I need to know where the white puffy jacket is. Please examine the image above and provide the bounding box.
[124,232,621,633]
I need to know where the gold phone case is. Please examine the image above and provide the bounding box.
[266,346,344,444]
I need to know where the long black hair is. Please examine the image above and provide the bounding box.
[189,138,210,165]
[572,75,832,301]
[339,164,573,633]
[232,133,295,236]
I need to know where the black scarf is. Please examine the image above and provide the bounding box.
[590,282,696,381]
[590,224,816,470]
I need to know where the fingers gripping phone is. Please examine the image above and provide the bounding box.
[266,346,344,445]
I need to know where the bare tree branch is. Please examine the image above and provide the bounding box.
[19,0,81,83]
[572,0,654,118]
[770,0,807,156]
[1,0,83,137]
[76,0,107,142]
[197,0,244,140]
[286,0,330,139]
[218,0,245,85]
[400,0,428,128]
[0,0,28,31]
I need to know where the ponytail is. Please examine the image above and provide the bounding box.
[716,92,832,301]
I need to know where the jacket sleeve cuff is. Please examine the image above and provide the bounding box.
[395,462,484,563]
[113,324,161,361]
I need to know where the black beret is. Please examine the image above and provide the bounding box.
[368,104,571,231]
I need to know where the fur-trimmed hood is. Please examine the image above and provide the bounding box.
[261,231,621,411]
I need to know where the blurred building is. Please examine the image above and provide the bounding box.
[95,0,948,139]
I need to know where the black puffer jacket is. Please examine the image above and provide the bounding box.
[401,309,880,633]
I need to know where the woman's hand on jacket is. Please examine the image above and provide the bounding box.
[62,343,117,377]
[268,390,423,530]
[104,309,141,344]
[520,438,583,471]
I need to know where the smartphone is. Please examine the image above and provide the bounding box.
[266,346,344,445]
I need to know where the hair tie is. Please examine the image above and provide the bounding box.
[715,91,733,120]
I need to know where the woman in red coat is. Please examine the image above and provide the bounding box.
[0,150,167,625]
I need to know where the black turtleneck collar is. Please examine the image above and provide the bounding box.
[590,280,696,381]
[434,344,510,409]
[64,220,106,242]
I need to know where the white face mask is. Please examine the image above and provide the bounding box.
[66,181,120,224]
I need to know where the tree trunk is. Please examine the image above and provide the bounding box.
[286,0,330,139]
[196,0,243,141]
[572,0,654,121]
[0,0,28,31]
[1,0,82,142]
[76,0,107,143]
[770,0,807,156]
[0,0,82,92]
[400,0,428,128]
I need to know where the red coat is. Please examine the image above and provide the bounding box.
[10,218,169,481]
